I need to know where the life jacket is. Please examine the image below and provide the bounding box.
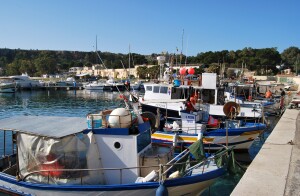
[265,91,272,98]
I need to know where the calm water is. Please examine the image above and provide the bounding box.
[0,90,124,119]
[0,90,125,156]
[0,90,280,195]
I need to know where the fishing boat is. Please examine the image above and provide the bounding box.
[0,103,235,195]
[151,102,266,152]
[140,73,262,120]
[224,82,280,111]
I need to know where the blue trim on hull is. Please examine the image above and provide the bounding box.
[204,123,266,137]
[0,168,225,192]
[152,138,254,148]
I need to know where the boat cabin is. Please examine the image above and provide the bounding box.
[0,114,172,185]
[143,73,223,105]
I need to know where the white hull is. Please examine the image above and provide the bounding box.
[0,82,16,93]
[84,84,105,90]
[9,75,42,88]
[140,98,262,118]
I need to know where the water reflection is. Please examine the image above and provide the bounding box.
[0,90,281,195]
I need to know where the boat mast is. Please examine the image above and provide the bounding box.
[180,29,184,65]
[128,44,131,80]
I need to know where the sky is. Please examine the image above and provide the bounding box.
[0,0,299,56]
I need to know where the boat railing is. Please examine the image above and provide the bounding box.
[22,147,231,185]
[87,110,137,128]
[22,157,191,184]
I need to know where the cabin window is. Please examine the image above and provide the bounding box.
[153,86,160,93]
[146,86,152,91]
[171,87,184,99]
[137,129,151,153]
[160,87,168,94]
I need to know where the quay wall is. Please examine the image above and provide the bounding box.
[231,109,300,196]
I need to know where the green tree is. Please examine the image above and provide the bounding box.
[148,65,160,79]
[281,47,300,73]
[5,61,20,75]
[136,66,147,79]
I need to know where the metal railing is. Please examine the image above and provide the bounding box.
[22,147,231,185]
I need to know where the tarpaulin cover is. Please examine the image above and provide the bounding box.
[18,131,105,185]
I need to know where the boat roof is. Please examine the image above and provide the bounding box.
[0,116,87,138]
[143,83,204,89]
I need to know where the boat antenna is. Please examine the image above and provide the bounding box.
[180,29,184,65]
[128,44,131,80]
[95,35,107,70]
[184,35,189,67]
[96,35,97,52]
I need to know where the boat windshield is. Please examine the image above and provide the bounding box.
[137,129,151,153]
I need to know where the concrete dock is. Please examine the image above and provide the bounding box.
[231,109,300,196]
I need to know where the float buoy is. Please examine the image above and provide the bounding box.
[108,108,132,128]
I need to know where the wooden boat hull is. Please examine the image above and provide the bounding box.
[152,123,266,151]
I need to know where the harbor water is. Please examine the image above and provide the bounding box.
[0,90,280,195]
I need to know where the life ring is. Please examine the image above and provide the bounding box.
[229,106,236,113]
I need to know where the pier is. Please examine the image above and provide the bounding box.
[17,86,84,91]
[231,108,300,196]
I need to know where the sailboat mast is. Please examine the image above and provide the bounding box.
[96,35,97,52]
[128,44,131,79]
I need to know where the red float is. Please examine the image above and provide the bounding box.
[179,67,186,75]
[188,68,195,75]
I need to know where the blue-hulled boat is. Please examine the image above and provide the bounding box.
[151,103,266,152]
[0,105,234,195]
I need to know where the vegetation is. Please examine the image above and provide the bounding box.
[0,46,299,77]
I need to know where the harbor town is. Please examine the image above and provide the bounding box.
[1,51,300,195]
[1,1,300,195]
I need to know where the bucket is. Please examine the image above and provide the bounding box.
[184,79,188,85]
[87,114,102,128]
[173,79,180,87]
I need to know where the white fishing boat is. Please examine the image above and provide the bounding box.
[0,105,234,195]
[140,73,262,119]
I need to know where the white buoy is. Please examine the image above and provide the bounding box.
[108,108,132,128]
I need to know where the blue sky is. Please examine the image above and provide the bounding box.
[0,0,299,56]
